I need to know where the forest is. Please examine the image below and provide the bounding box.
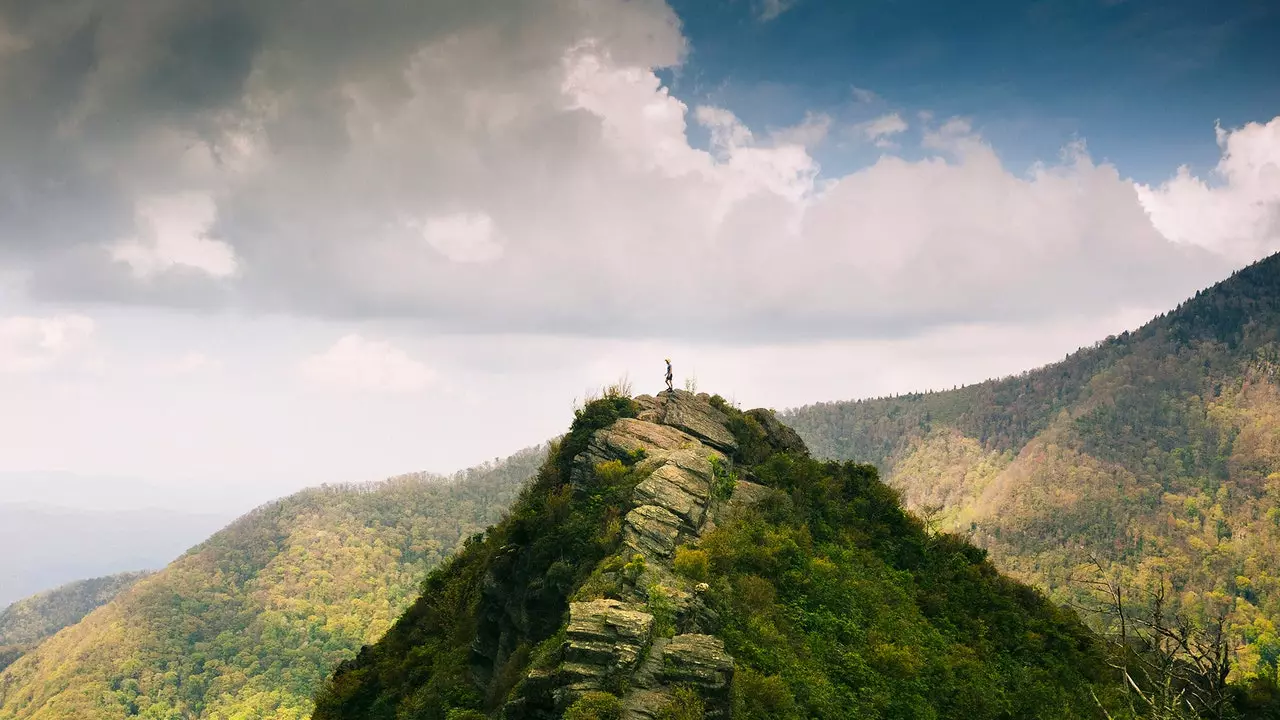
[0,448,545,720]
[786,252,1280,701]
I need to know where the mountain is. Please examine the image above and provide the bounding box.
[785,252,1280,681]
[0,572,150,673]
[0,447,545,720]
[0,504,231,608]
[312,389,1131,720]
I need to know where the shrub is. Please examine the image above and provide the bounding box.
[673,547,710,582]
[656,686,705,720]
[732,668,796,720]
[647,584,677,637]
[564,691,624,720]
[622,554,646,583]
[708,456,737,500]
[445,710,487,720]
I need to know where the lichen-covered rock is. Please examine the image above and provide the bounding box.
[648,391,738,453]
[623,505,682,558]
[633,464,710,527]
[572,419,702,488]
[662,634,734,687]
[559,600,655,700]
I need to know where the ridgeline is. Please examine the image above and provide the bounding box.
[785,252,1280,691]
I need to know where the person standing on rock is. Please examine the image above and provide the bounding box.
[664,358,674,393]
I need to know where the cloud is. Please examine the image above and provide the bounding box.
[110,193,239,279]
[0,0,1263,344]
[857,112,910,148]
[0,315,97,373]
[769,112,832,148]
[411,212,506,264]
[300,335,434,393]
[1134,117,1280,263]
[851,86,880,104]
[756,0,799,22]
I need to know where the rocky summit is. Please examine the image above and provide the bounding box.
[544,391,764,718]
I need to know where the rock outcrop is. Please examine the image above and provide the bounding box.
[543,392,764,718]
[501,390,808,719]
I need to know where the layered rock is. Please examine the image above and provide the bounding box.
[534,392,807,719]
[634,390,738,454]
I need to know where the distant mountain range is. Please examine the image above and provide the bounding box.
[786,251,1280,680]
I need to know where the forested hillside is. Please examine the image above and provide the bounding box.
[312,389,1144,720]
[0,572,149,673]
[786,251,1280,684]
[0,447,545,720]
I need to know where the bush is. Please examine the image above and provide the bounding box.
[673,547,710,582]
[564,691,623,720]
[656,686,705,720]
[445,710,487,720]
[732,668,796,720]
[647,584,677,638]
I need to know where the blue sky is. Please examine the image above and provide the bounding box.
[662,0,1280,183]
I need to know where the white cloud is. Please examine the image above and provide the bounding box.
[769,112,833,149]
[414,212,506,263]
[1135,117,1280,263]
[851,86,880,104]
[757,0,799,22]
[110,193,239,279]
[0,315,97,373]
[858,112,910,148]
[300,335,435,393]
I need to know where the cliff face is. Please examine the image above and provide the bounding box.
[314,388,1119,720]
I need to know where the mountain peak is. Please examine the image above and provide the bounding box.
[314,388,1120,720]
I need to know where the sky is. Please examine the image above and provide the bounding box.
[1,0,1278,515]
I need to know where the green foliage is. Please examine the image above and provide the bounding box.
[708,456,736,500]
[312,397,645,720]
[646,584,677,638]
[563,691,623,720]
[785,252,1280,697]
[446,710,488,720]
[732,668,796,720]
[621,553,647,583]
[672,546,709,582]
[0,571,148,672]
[656,686,705,720]
[698,453,1117,719]
[0,447,546,720]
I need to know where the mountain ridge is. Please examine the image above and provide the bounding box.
[785,251,1280,682]
[312,388,1132,720]
[0,448,547,720]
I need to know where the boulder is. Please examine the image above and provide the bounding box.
[633,463,711,528]
[623,504,682,559]
[649,391,738,454]
[662,634,734,688]
[561,600,655,696]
